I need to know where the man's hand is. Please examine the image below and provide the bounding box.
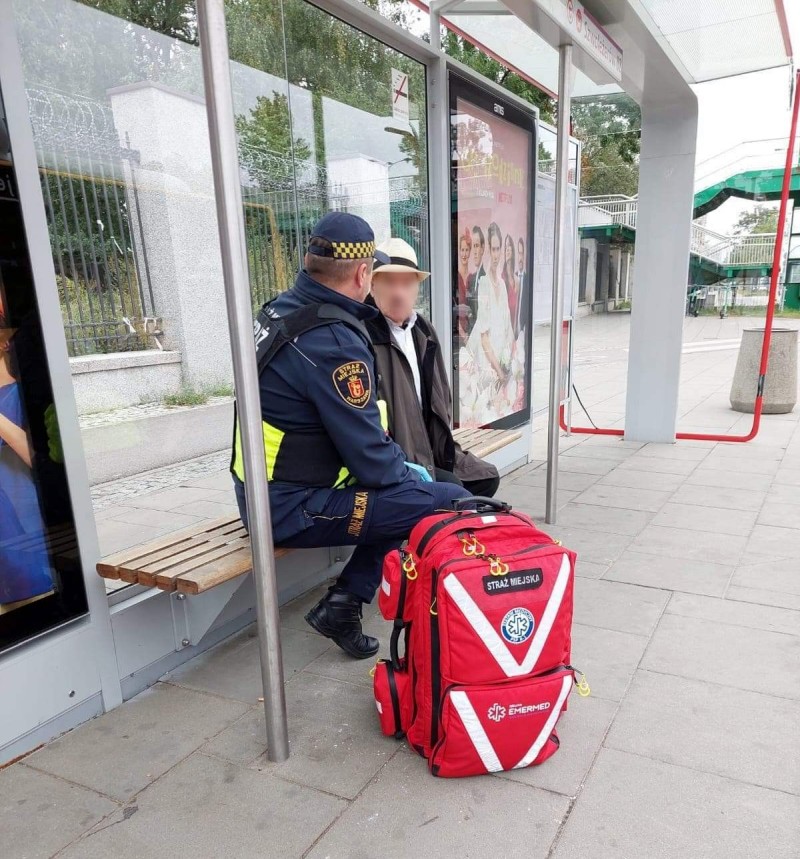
[405,461,433,482]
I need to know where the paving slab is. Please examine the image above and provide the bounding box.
[668,482,768,512]
[666,592,800,637]
[605,670,800,794]
[773,467,800,486]
[650,502,758,536]
[569,623,649,702]
[124,486,223,511]
[250,674,394,799]
[693,455,781,476]
[498,694,618,797]
[557,455,619,476]
[496,484,578,516]
[757,500,800,528]
[551,748,800,859]
[682,466,775,491]
[629,524,747,566]
[171,499,242,518]
[545,525,632,567]
[764,481,800,504]
[562,443,638,461]
[603,550,733,597]
[631,444,711,462]
[180,470,235,491]
[726,584,800,611]
[615,456,699,476]
[58,752,347,859]
[95,519,178,556]
[746,524,800,560]
[511,468,601,492]
[307,747,570,859]
[101,507,205,529]
[26,683,249,802]
[0,763,117,859]
[166,627,332,703]
[573,579,668,636]
[553,503,654,536]
[574,560,609,580]
[571,483,672,513]
[597,468,687,492]
[641,613,800,700]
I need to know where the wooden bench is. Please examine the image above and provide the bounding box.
[96,428,523,595]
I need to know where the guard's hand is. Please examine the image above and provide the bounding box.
[405,461,433,482]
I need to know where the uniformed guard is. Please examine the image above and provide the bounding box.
[232,212,469,659]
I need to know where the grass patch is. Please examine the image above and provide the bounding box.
[163,389,210,407]
[207,383,234,398]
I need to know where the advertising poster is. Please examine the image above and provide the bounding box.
[450,76,535,429]
[1,90,86,652]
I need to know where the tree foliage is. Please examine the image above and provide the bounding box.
[571,94,640,197]
[732,205,779,236]
[440,32,554,122]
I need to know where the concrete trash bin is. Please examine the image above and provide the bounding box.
[730,327,798,414]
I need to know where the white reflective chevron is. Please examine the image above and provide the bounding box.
[448,675,572,773]
[442,553,571,678]
[513,674,572,769]
[381,576,391,596]
[449,691,503,772]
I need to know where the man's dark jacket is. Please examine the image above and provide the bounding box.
[365,298,498,485]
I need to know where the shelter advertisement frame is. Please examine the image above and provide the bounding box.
[449,71,537,430]
[0,79,88,654]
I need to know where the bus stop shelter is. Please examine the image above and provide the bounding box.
[0,0,793,774]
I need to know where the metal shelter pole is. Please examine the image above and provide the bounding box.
[546,44,573,525]
[196,0,289,763]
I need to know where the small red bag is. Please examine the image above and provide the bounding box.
[378,548,417,623]
[373,658,413,738]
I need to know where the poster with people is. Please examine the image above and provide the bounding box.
[450,77,535,429]
[1,125,86,653]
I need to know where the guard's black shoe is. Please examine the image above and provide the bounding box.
[304,589,379,659]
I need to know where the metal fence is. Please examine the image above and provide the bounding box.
[27,88,430,356]
[28,87,157,357]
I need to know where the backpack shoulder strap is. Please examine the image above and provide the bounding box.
[253,301,373,374]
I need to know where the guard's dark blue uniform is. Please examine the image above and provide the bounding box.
[233,270,468,602]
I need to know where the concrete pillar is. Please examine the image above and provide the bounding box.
[730,328,797,414]
[109,81,233,391]
[625,97,698,442]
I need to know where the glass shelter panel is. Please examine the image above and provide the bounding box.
[13,0,432,595]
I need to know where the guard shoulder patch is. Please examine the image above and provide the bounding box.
[333,361,371,408]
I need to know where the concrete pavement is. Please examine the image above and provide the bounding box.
[3,313,798,858]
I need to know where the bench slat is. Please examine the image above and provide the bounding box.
[152,537,253,590]
[97,516,241,578]
[134,526,248,577]
[175,547,292,595]
[97,517,242,581]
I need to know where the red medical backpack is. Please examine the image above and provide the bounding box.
[373,497,579,778]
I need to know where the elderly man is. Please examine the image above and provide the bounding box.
[231,214,469,660]
[366,237,499,498]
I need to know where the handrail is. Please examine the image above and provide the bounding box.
[578,198,778,267]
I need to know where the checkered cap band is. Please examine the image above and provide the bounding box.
[331,240,375,260]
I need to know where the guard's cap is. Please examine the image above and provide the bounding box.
[307,212,390,264]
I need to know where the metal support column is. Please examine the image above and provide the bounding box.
[545,44,574,524]
[196,0,289,762]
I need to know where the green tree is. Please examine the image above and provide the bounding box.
[236,94,311,191]
[440,31,554,121]
[571,94,640,197]
[732,205,779,236]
